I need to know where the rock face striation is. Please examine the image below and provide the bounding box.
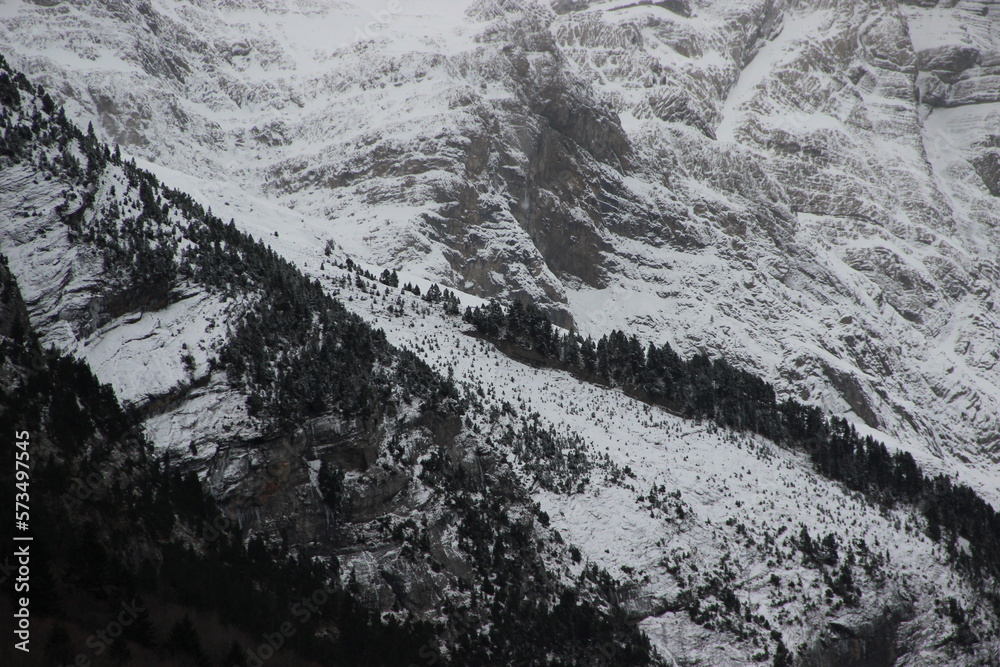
[2,2,1000,664]
[0,74,668,663]
[3,0,997,501]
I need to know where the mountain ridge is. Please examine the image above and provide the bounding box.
[3,0,996,504]
[2,2,1000,664]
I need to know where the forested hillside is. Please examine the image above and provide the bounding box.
[0,55,658,666]
[464,299,1000,587]
[3,18,1000,663]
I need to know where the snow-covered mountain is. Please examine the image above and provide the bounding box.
[2,0,997,505]
[2,1,1000,665]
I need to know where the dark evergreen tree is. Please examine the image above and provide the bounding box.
[123,598,158,648]
[319,460,347,520]
[166,613,210,667]
[107,635,131,665]
[424,283,442,303]
[224,640,246,667]
[379,268,399,287]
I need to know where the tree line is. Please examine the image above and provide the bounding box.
[463,299,1000,590]
[0,53,663,665]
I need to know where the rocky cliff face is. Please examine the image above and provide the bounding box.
[548,0,1000,499]
[2,2,1000,665]
[2,0,997,503]
[0,70,667,662]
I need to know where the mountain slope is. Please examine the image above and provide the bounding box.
[1,0,997,505]
[2,3,1000,666]
[0,60,659,665]
[0,252,448,667]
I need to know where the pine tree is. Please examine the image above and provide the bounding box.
[379,268,399,287]
[319,460,346,521]
[124,598,158,648]
[166,614,209,667]
[798,526,815,564]
[224,640,246,667]
[108,636,131,665]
